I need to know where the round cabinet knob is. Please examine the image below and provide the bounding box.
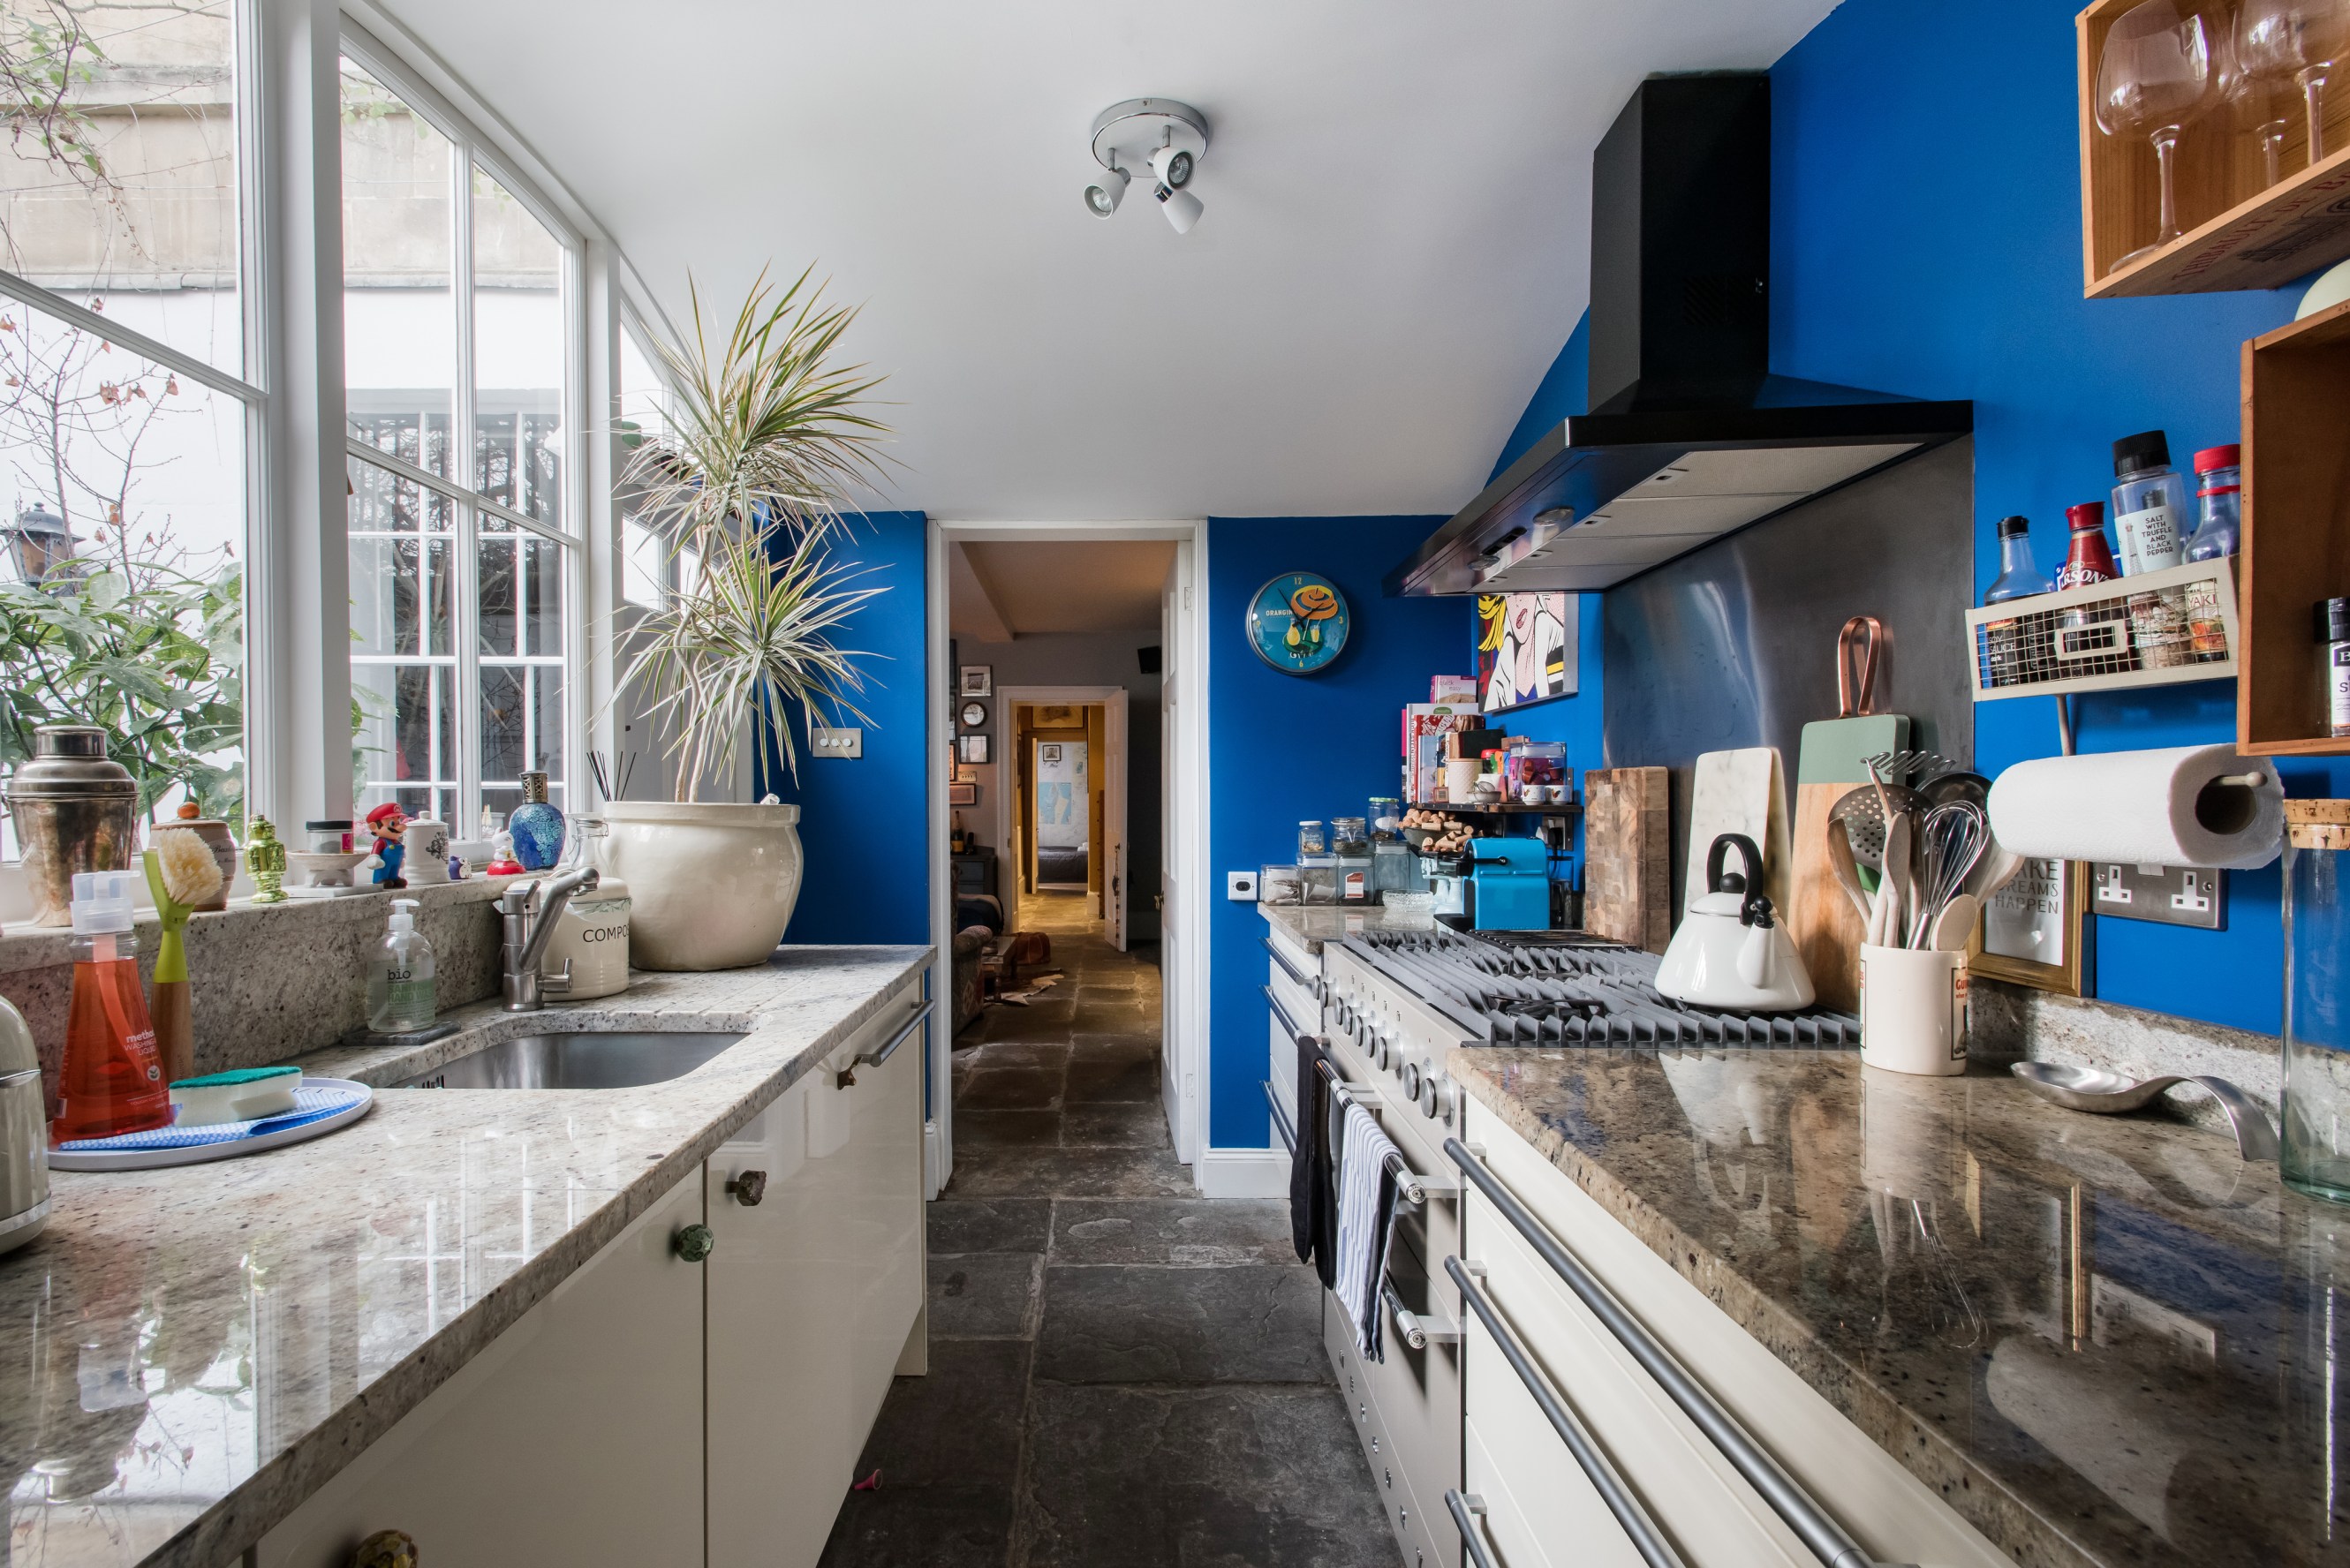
[351,1530,418,1568]
[1400,1060,1423,1100]
[727,1169,768,1207]
[673,1223,716,1263]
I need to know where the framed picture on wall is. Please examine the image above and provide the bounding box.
[1970,857,2089,996]
[1039,743,1062,765]
[956,735,991,765]
[959,665,993,697]
[1477,592,1579,714]
[948,781,979,807]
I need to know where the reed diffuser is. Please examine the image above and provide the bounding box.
[142,826,223,1085]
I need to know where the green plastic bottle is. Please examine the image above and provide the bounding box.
[366,898,437,1035]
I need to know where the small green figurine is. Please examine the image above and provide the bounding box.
[245,816,288,904]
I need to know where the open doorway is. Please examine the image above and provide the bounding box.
[928,524,1205,1195]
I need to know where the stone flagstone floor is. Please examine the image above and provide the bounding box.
[819,893,1394,1566]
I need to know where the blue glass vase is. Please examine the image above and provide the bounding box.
[508,770,566,872]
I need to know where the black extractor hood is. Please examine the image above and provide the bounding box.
[1389,73,1970,598]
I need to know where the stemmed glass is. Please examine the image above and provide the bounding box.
[2097,0,2221,268]
[2236,0,2350,170]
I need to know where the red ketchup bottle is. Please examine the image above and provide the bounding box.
[2055,501,2121,591]
[51,870,172,1143]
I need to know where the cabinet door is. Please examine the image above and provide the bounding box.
[835,990,926,1439]
[256,1173,707,1568]
[707,1072,840,1568]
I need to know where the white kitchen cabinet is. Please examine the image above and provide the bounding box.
[255,1172,708,1568]
[1456,1096,2018,1568]
[707,985,926,1568]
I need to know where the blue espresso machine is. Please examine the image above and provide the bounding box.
[1468,837,1552,931]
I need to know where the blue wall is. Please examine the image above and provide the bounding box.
[1766,0,2348,1032]
[1205,516,1465,1147]
[754,509,931,946]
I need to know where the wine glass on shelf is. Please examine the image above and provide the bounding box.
[2237,0,2350,168]
[2097,0,2221,270]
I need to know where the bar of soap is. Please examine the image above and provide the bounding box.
[170,1065,300,1126]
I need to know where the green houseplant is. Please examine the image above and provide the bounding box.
[600,268,894,969]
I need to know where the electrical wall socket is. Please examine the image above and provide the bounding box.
[2093,863,2224,930]
[1227,871,1258,901]
[812,726,863,758]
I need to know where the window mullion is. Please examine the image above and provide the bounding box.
[453,139,482,833]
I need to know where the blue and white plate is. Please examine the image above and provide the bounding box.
[49,1078,374,1172]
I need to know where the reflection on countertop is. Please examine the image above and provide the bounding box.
[1,944,927,1568]
[1449,1048,2350,1568]
[1262,903,1383,953]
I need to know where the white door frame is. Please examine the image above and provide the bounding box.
[928,519,1209,1181]
[995,686,1128,941]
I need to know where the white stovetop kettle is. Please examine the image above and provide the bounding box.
[1654,833,1816,1013]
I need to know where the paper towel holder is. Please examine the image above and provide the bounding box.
[2196,772,2271,835]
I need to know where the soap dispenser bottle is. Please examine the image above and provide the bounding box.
[53,870,171,1142]
[366,898,437,1035]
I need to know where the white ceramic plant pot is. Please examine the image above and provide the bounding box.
[597,802,804,971]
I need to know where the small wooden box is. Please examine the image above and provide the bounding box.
[2240,299,2350,754]
[2080,0,2350,297]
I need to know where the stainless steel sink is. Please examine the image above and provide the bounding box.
[394,1030,748,1089]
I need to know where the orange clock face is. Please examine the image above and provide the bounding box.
[1246,572,1349,674]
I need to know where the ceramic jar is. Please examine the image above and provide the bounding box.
[596,802,804,970]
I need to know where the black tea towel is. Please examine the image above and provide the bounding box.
[1288,1035,1336,1288]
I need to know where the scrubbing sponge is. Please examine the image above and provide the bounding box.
[170,1065,299,1126]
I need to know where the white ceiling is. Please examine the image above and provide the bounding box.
[952,539,1175,637]
[382,0,1836,523]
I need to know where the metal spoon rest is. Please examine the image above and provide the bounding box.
[2010,1061,2278,1163]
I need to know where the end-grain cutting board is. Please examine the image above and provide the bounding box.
[1584,766,1670,953]
[1788,617,1909,1013]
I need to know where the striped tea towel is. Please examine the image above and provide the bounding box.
[57,1085,366,1152]
[1334,1097,1404,1362]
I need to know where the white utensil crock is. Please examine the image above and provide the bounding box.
[1857,944,1968,1075]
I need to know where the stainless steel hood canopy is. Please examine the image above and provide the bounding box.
[1390,74,1970,599]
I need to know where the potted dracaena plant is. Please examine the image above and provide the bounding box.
[601,267,894,969]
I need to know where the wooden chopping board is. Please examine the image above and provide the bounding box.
[1583,767,1670,954]
[1790,715,1908,1013]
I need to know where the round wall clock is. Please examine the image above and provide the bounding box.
[960,700,988,729]
[1245,572,1350,674]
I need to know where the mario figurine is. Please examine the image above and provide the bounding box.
[366,802,409,889]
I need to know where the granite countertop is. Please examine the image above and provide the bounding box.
[1449,1049,2342,1568]
[1262,903,1386,953]
[1,944,929,1568]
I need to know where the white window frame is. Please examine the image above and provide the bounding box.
[336,23,588,832]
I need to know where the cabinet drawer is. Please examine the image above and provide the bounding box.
[1461,1097,2017,1568]
[1324,1298,1442,1568]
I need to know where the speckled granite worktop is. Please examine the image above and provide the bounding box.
[0,943,927,1568]
[1449,1049,2342,1568]
[1262,903,1389,953]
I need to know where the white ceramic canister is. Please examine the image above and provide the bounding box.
[1856,944,1968,1075]
[404,819,450,885]
[540,877,631,999]
[1443,758,1480,803]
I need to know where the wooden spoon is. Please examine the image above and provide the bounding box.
[1825,818,1873,923]
[1877,812,1913,949]
[1928,893,1979,954]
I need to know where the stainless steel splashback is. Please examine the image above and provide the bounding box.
[1603,436,1975,916]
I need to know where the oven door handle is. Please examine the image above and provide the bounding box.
[1260,935,1314,990]
[1311,1059,1455,1205]
[1445,1491,1500,1568]
[1446,1141,1904,1568]
[1446,1255,1686,1568]
[1262,1078,1297,1156]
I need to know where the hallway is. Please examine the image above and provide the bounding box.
[820,894,1393,1566]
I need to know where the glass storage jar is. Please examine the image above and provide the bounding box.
[1331,816,1370,856]
[1296,820,1326,858]
[2282,801,2350,1202]
[1368,797,1402,843]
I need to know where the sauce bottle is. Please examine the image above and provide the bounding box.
[2055,502,2122,591]
[52,870,171,1142]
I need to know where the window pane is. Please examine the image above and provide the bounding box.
[473,169,561,526]
[0,294,247,853]
[342,58,455,479]
[480,661,562,812]
[347,460,454,659]
[0,0,243,376]
[352,660,453,829]
[622,516,663,608]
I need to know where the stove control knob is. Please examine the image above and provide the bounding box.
[1372,1030,1391,1070]
[1422,1074,1454,1123]
[1400,1060,1423,1101]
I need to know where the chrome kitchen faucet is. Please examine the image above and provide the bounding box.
[499,866,600,1012]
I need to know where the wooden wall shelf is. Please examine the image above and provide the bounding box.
[2079,0,2350,298]
[2240,299,2350,755]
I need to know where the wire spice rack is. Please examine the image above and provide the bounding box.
[1965,558,2240,702]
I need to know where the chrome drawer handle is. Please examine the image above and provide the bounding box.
[1262,984,1305,1043]
[838,999,933,1088]
[1447,1255,1684,1567]
[1261,1079,1298,1156]
[1446,1141,1907,1568]
[1444,1491,1498,1568]
[1260,936,1312,988]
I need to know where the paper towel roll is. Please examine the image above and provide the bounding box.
[1986,745,2284,870]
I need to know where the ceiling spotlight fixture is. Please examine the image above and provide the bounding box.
[1084,162,1129,218]
[1086,98,1209,234]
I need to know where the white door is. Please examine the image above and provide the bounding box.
[1159,549,1187,1155]
[1107,690,1130,952]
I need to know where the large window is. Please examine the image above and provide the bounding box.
[0,0,254,856]
[341,53,577,834]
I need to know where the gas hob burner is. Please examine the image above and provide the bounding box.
[1345,927,1858,1048]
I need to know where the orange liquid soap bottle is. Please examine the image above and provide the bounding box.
[52,870,171,1143]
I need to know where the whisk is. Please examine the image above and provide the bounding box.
[1911,801,1989,948]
